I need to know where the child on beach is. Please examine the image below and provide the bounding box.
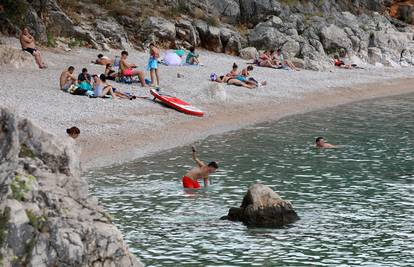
[182,146,218,189]
[186,47,200,65]
[148,43,160,86]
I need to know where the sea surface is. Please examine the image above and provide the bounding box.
[85,93,414,266]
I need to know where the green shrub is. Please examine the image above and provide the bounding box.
[2,0,29,27]
[46,32,57,47]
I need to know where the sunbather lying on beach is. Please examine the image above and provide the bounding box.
[215,74,256,89]
[92,54,113,65]
[59,66,77,91]
[120,50,147,87]
[315,137,336,148]
[92,74,130,99]
[182,146,218,189]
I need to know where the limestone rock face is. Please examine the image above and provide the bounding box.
[221,184,299,228]
[0,108,143,267]
[140,16,177,48]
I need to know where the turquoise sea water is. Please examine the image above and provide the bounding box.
[85,93,414,266]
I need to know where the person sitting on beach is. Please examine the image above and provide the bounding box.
[238,66,267,87]
[93,74,131,99]
[334,55,352,69]
[19,26,47,69]
[226,63,239,78]
[148,43,160,86]
[77,68,93,91]
[258,50,278,68]
[59,66,77,91]
[67,127,80,139]
[272,49,299,71]
[182,146,219,189]
[315,137,336,148]
[186,46,200,65]
[119,50,147,87]
[92,54,113,65]
[105,64,117,80]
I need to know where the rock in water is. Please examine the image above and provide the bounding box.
[0,108,143,267]
[221,184,299,227]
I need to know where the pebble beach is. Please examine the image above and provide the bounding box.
[1,37,414,169]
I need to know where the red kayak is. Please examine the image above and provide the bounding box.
[150,89,204,117]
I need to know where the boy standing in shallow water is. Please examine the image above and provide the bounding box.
[182,146,219,189]
[148,43,160,87]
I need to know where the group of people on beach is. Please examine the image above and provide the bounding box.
[21,25,338,189]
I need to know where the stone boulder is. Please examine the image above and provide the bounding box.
[140,16,176,47]
[0,45,36,68]
[195,20,223,52]
[239,47,258,60]
[0,108,143,267]
[175,19,201,48]
[221,184,299,227]
[239,0,282,24]
[320,24,353,52]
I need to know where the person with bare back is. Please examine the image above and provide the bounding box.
[19,26,47,68]
[182,146,219,189]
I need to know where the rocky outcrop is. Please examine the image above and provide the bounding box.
[0,45,35,68]
[2,0,414,70]
[221,184,299,228]
[0,108,143,267]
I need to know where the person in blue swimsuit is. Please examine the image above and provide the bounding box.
[148,43,160,87]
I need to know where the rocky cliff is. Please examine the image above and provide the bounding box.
[0,107,142,267]
[1,0,414,69]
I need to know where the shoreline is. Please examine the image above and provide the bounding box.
[80,77,414,170]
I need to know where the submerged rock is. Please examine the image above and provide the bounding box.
[0,108,143,266]
[221,184,299,228]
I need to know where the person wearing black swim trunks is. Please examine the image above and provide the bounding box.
[19,26,47,69]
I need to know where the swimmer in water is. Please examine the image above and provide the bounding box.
[315,137,336,148]
[182,146,219,189]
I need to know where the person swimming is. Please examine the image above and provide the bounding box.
[67,127,80,139]
[182,146,219,189]
[315,137,336,148]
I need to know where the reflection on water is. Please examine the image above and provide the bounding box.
[85,93,414,266]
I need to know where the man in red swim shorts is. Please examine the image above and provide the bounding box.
[182,146,218,189]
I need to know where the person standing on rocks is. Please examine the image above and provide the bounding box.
[182,146,218,189]
[19,26,47,69]
[148,43,160,87]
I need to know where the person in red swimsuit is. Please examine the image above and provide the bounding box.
[182,146,219,189]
